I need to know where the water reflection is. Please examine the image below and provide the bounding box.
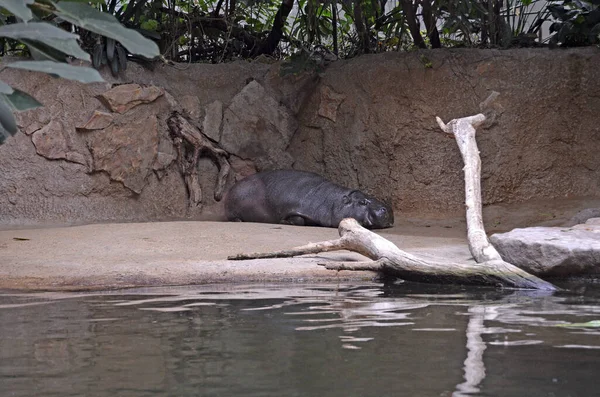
[454,306,487,397]
[0,281,599,397]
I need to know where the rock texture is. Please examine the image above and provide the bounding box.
[97,84,164,113]
[0,48,599,227]
[31,120,89,167]
[290,49,600,214]
[490,218,600,277]
[202,100,223,142]
[76,110,114,131]
[318,85,346,122]
[220,80,297,169]
[88,115,159,194]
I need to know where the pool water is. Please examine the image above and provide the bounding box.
[1,281,599,397]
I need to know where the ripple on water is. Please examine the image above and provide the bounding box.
[1,282,600,397]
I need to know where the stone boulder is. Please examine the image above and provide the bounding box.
[31,120,90,167]
[87,115,160,194]
[490,218,600,277]
[564,208,600,227]
[220,80,297,170]
[97,84,164,114]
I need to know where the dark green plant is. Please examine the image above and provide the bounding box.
[76,0,158,76]
[547,0,600,46]
[439,0,550,47]
[0,0,160,145]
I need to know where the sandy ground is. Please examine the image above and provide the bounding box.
[1,197,598,291]
[0,220,472,291]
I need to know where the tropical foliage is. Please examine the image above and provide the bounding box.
[0,0,160,144]
[547,0,600,46]
[59,0,598,63]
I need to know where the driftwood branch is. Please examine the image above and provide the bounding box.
[229,218,556,290]
[167,112,231,207]
[436,113,501,263]
[229,92,557,291]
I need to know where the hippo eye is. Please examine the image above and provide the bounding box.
[359,199,369,206]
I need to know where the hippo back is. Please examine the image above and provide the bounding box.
[224,170,394,228]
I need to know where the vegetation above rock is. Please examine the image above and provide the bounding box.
[0,0,598,145]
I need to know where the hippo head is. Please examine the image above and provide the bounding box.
[342,190,394,229]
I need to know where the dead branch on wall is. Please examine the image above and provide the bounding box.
[167,112,230,208]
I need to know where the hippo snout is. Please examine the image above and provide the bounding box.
[362,204,393,229]
[374,205,394,228]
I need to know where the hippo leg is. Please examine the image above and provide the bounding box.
[282,215,306,226]
[282,213,323,227]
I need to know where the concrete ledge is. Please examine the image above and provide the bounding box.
[0,221,470,291]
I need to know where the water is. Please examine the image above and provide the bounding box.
[1,281,599,397]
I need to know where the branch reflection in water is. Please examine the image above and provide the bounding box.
[1,281,599,397]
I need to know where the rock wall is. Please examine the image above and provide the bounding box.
[0,48,599,226]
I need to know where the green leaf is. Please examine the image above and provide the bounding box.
[116,43,127,71]
[279,51,321,76]
[53,1,160,59]
[557,320,600,328]
[2,89,42,112]
[0,123,12,145]
[92,42,102,69]
[0,21,78,40]
[0,22,91,61]
[6,61,104,83]
[0,96,17,136]
[140,19,158,32]
[23,39,70,62]
[0,80,14,95]
[0,0,34,22]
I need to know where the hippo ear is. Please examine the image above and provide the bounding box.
[342,194,351,205]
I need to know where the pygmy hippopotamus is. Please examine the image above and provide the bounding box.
[224,170,394,229]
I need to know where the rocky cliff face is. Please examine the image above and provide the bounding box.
[0,48,599,226]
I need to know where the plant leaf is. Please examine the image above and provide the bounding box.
[0,123,12,145]
[0,22,91,61]
[6,61,104,83]
[116,43,127,71]
[0,80,14,95]
[92,42,103,69]
[106,37,115,61]
[0,21,78,40]
[53,1,160,59]
[2,89,42,112]
[110,52,119,76]
[24,39,70,62]
[0,96,17,136]
[0,0,34,22]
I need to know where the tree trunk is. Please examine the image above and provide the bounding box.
[421,0,441,48]
[332,2,339,56]
[353,0,371,54]
[252,0,294,56]
[400,0,426,48]
[230,217,556,290]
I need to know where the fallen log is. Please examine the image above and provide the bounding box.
[229,218,556,290]
[229,93,557,291]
